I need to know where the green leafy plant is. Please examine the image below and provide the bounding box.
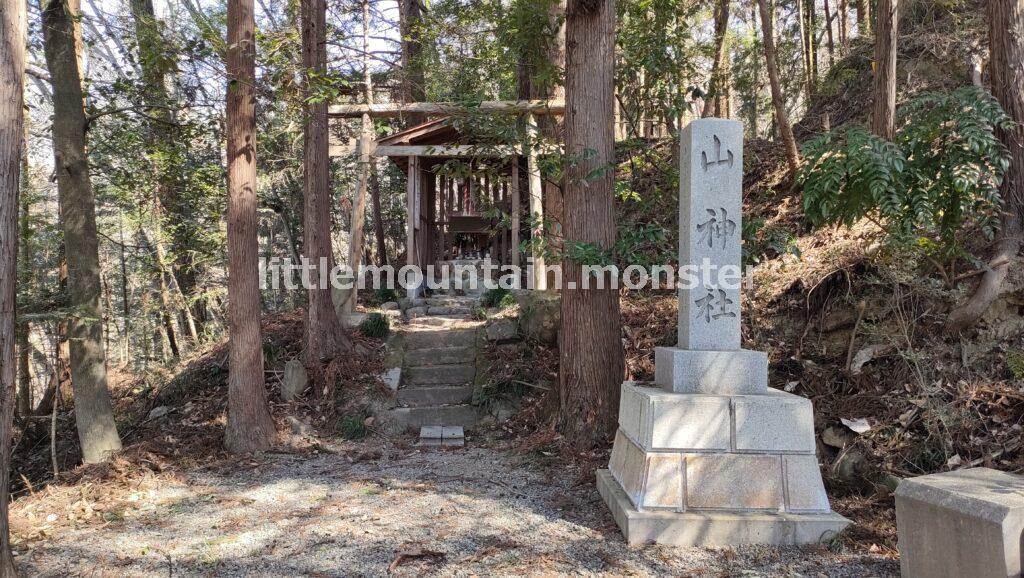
[1007,350,1024,380]
[359,312,390,339]
[498,293,517,309]
[800,86,1012,258]
[481,287,510,308]
[336,413,368,440]
[373,288,399,304]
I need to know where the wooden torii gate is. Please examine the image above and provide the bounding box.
[329,100,564,297]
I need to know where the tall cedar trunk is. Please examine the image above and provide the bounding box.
[302,0,348,390]
[42,0,123,464]
[534,0,566,289]
[757,0,800,176]
[799,0,816,98]
[224,0,276,453]
[558,0,624,450]
[871,0,898,139]
[0,0,25,568]
[398,0,426,126]
[947,0,1024,331]
[856,0,870,35]
[129,0,201,342]
[704,0,731,118]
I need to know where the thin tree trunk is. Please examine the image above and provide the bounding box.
[704,0,731,118]
[824,0,835,67]
[225,0,276,453]
[42,0,123,464]
[16,129,31,417]
[0,0,25,567]
[558,0,624,450]
[117,214,130,366]
[947,0,1024,331]
[757,0,800,176]
[838,0,848,48]
[871,0,898,139]
[856,0,870,36]
[129,0,201,343]
[346,0,373,314]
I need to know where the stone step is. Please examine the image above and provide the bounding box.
[424,297,477,308]
[403,364,476,386]
[391,404,481,430]
[404,328,477,349]
[405,346,475,367]
[398,385,474,406]
[426,306,473,316]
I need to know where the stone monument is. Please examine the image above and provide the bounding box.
[597,118,850,547]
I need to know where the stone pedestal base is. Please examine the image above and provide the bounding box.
[601,382,850,547]
[598,470,849,547]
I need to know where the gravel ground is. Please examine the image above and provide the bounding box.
[13,438,898,577]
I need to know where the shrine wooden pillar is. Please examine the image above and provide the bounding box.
[525,114,546,289]
[510,160,521,268]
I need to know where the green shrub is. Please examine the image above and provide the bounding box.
[481,287,510,308]
[498,293,517,309]
[800,86,1012,258]
[336,413,368,440]
[359,312,390,339]
[373,288,399,304]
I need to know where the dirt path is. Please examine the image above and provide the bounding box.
[12,437,898,577]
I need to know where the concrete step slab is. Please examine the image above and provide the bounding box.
[404,328,477,349]
[391,404,481,430]
[417,425,466,447]
[398,385,474,406]
[404,364,475,386]
[405,346,475,367]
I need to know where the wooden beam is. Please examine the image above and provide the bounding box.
[405,156,417,298]
[330,143,561,158]
[328,99,565,118]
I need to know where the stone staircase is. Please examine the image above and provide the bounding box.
[390,294,483,430]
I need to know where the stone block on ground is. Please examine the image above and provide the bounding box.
[515,290,560,345]
[485,319,519,343]
[896,467,1024,578]
[281,360,308,401]
[381,301,400,311]
[379,367,402,393]
[406,306,427,319]
[654,347,767,394]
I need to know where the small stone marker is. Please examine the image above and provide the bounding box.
[598,119,849,547]
[281,360,308,401]
[896,467,1024,578]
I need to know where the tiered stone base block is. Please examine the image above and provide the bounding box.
[599,382,849,547]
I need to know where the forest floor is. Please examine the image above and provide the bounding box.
[10,432,899,577]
